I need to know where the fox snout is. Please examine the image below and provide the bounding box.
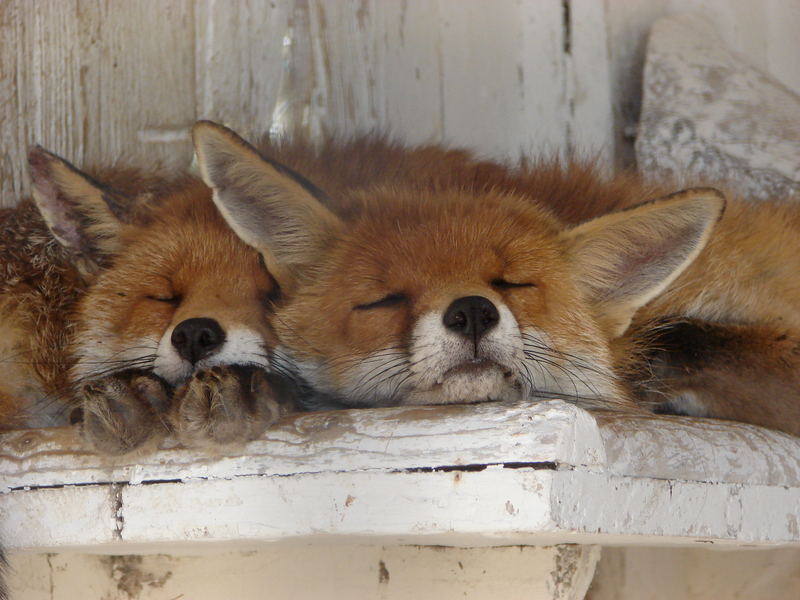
[171,318,226,364]
[442,296,500,351]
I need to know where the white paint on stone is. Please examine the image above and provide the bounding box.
[636,13,800,199]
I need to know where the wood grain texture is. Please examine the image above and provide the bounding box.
[1,0,621,208]
[0,400,606,492]
[194,0,292,138]
[3,1,800,205]
[0,0,196,206]
[1,400,799,553]
[588,546,800,600]
[7,546,600,600]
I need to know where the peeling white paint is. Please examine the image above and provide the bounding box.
[1,400,799,555]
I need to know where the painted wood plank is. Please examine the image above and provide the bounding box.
[602,0,671,166]
[0,400,606,492]
[596,412,800,487]
[4,463,800,554]
[2,484,119,551]
[82,0,196,169]
[765,0,800,95]
[306,1,382,137]
[365,0,445,146]
[0,0,196,207]
[589,546,800,600]
[567,0,614,166]
[305,0,446,145]
[438,0,569,162]
[194,0,293,139]
[194,0,448,146]
[0,2,24,205]
[2,401,800,553]
[4,0,799,206]
[0,0,86,207]
[7,545,601,600]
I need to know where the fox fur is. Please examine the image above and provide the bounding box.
[0,148,293,454]
[193,121,800,436]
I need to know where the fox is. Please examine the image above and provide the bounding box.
[0,146,293,454]
[190,120,800,437]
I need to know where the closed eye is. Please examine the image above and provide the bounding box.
[353,292,408,311]
[491,278,536,290]
[146,295,182,306]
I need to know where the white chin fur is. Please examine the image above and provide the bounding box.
[402,305,523,404]
[404,365,522,405]
[153,328,269,385]
[285,304,525,407]
[287,302,615,408]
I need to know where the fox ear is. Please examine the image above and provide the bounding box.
[192,120,343,290]
[28,146,126,280]
[563,188,725,338]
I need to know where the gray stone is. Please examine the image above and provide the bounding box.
[636,14,800,200]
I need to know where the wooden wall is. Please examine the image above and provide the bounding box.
[1,0,798,207]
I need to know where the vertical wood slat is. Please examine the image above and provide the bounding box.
[196,0,614,163]
[0,0,195,207]
[194,0,293,140]
[438,0,567,162]
[195,0,449,146]
[601,0,670,167]
[367,0,445,146]
[3,0,800,208]
[85,0,196,169]
[0,2,23,204]
[304,0,445,145]
[0,0,86,205]
[568,0,614,167]
[3,0,632,208]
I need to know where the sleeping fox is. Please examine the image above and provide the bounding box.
[192,120,800,437]
[0,146,293,454]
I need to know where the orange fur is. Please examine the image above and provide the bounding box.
[196,122,800,435]
[0,152,293,453]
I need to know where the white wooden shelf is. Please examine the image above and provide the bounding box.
[2,399,799,556]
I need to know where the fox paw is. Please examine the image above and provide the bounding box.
[172,366,293,447]
[81,371,171,455]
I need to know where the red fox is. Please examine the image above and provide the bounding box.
[193,121,800,436]
[0,147,292,453]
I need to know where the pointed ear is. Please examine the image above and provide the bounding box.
[28,146,127,280]
[563,188,725,338]
[192,121,343,290]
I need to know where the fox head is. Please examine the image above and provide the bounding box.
[193,122,724,410]
[27,146,278,390]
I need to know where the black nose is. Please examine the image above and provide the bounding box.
[171,318,225,364]
[443,296,500,348]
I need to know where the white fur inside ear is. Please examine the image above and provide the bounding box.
[566,192,724,337]
[30,169,83,250]
[192,122,342,285]
[28,147,124,269]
